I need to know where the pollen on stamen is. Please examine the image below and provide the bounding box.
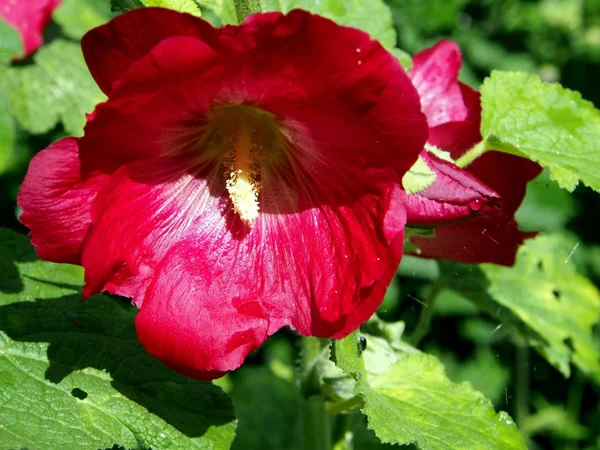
[224,131,262,227]
[226,168,261,227]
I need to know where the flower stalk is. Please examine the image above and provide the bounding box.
[300,336,332,450]
[455,141,488,168]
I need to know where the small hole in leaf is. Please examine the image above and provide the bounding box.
[552,290,560,299]
[537,260,544,271]
[565,337,575,353]
[71,388,88,400]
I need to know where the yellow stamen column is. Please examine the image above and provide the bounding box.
[225,116,261,227]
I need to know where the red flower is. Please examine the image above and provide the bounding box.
[18,8,427,379]
[0,0,62,58]
[404,40,541,265]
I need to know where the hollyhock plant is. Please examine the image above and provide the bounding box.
[0,0,62,58]
[18,8,428,379]
[403,40,542,265]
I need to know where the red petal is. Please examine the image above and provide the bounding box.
[410,212,536,266]
[133,178,406,378]
[467,151,542,214]
[405,152,499,226]
[0,0,61,58]
[80,9,426,178]
[428,84,482,156]
[80,35,223,176]
[81,155,213,300]
[17,138,108,264]
[409,40,467,127]
[234,10,426,175]
[135,237,287,379]
[81,7,214,95]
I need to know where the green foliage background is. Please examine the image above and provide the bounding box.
[1,0,600,449]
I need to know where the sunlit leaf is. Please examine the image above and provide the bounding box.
[481,234,600,380]
[0,18,23,64]
[54,0,111,39]
[332,333,525,449]
[0,229,236,449]
[0,40,105,135]
[481,71,600,192]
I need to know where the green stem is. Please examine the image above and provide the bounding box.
[233,0,261,23]
[455,141,487,168]
[300,336,331,450]
[303,395,332,450]
[326,395,364,415]
[408,281,443,346]
[514,334,531,445]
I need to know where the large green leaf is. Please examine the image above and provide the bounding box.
[260,0,397,49]
[111,0,201,15]
[0,94,16,176]
[362,354,525,449]
[197,0,238,24]
[481,234,600,380]
[480,71,600,192]
[0,18,23,64]
[0,228,236,449]
[0,40,105,136]
[54,0,111,39]
[332,332,525,449]
[143,0,201,15]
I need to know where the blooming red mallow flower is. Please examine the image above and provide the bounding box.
[18,8,428,379]
[0,0,62,58]
[403,40,541,265]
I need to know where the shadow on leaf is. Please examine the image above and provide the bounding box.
[0,291,235,439]
[0,234,37,294]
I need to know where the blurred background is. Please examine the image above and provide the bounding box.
[2,1,600,449]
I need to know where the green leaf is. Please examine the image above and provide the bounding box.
[480,71,600,192]
[142,0,202,16]
[196,0,238,24]
[0,40,105,136]
[0,18,23,64]
[53,0,111,40]
[331,331,366,378]
[112,0,204,17]
[260,0,397,49]
[481,234,600,380]
[514,170,578,233]
[360,354,525,449]
[0,229,236,449]
[333,329,524,449]
[229,367,302,450]
[111,0,145,12]
[0,94,16,176]
[402,155,436,195]
[433,345,510,407]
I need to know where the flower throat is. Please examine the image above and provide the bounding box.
[200,105,288,228]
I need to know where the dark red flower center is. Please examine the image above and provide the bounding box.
[198,104,289,227]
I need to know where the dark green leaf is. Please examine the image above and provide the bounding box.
[0,229,236,449]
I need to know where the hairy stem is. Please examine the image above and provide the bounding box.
[300,336,332,450]
[514,334,531,445]
[408,281,444,346]
[455,141,488,168]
